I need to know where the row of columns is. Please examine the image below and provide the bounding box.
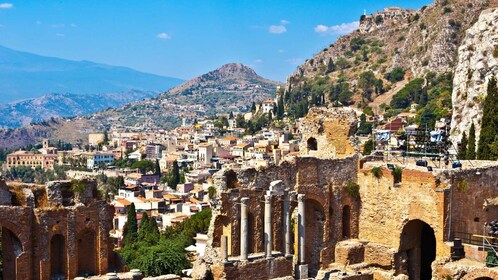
[235,193,306,263]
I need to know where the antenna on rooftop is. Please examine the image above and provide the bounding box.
[364,9,367,16]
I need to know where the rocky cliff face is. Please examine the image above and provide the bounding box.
[283,0,491,108]
[450,8,498,144]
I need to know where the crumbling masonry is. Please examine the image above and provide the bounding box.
[193,107,498,280]
[0,179,114,279]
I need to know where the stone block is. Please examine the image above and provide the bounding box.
[0,179,12,206]
[335,240,365,265]
[364,242,395,269]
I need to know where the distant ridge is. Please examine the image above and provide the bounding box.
[0,45,184,103]
[0,91,158,128]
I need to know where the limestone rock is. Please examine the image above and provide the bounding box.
[450,8,498,145]
[46,180,64,206]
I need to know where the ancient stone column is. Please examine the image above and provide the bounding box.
[283,194,292,257]
[221,235,228,262]
[264,194,273,259]
[297,194,306,264]
[240,197,249,261]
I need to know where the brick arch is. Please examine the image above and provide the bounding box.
[398,219,436,280]
[0,207,32,280]
[76,229,97,276]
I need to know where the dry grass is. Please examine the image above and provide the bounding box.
[7,184,26,206]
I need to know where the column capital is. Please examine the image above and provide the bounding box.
[297,194,305,202]
[241,197,249,205]
[264,194,272,203]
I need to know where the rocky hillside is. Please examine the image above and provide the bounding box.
[0,63,280,148]
[450,7,498,144]
[281,0,495,113]
[0,91,157,128]
[86,63,280,130]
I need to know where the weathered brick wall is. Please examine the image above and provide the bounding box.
[357,165,449,258]
[0,179,114,280]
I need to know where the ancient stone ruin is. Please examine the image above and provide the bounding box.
[193,107,498,280]
[0,179,114,279]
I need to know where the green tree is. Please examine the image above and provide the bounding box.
[358,71,376,101]
[326,58,335,73]
[363,139,374,155]
[169,160,181,189]
[155,159,161,175]
[103,130,109,145]
[123,203,138,246]
[131,160,155,174]
[251,101,256,113]
[467,122,477,160]
[478,77,498,160]
[458,132,468,160]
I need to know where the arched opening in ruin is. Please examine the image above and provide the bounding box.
[399,220,436,280]
[77,229,97,276]
[474,278,493,280]
[0,226,23,280]
[305,199,325,277]
[225,170,240,189]
[307,138,318,151]
[50,234,66,278]
[342,205,351,239]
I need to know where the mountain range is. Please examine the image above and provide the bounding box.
[0,63,281,148]
[0,91,157,128]
[0,45,184,104]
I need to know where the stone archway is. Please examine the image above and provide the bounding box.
[77,230,97,276]
[474,278,493,280]
[399,220,436,280]
[50,234,66,278]
[1,226,24,280]
[305,199,325,277]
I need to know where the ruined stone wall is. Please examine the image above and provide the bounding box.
[0,179,114,280]
[437,165,498,240]
[357,165,449,258]
[299,107,357,159]
[198,155,361,279]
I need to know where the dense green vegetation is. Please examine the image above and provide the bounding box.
[119,207,211,276]
[4,165,67,183]
[388,72,452,128]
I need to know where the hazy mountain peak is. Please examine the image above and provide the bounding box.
[0,45,184,103]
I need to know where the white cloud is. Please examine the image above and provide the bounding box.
[156,32,171,40]
[278,49,285,53]
[51,24,65,28]
[254,59,263,63]
[0,3,13,9]
[314,21,359,35]
[280,19,290,25]
[269,25,286,34]
[56,33,65,37]
[36,20,42,25]
[70,23,77,28]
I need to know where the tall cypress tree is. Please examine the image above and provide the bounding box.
[155,159,161,175]
[458,132,468,160]
[467,123,476,160]
[123,203,138,246]
[478,77,498,160]
[169,160,180,189]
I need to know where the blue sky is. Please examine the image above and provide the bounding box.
[0,0,431,82]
